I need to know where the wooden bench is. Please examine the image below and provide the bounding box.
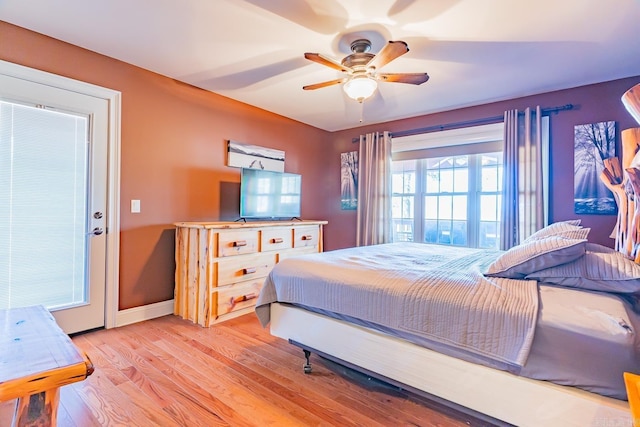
[0,305,94,426]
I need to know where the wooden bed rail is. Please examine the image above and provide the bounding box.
[601,83,640,263]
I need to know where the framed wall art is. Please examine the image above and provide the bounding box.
[227,140,285,172]
[341,151,358,210]
[574,121,617,215]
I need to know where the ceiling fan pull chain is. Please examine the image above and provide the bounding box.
[359,100,365,123]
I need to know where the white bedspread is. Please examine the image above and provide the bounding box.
[255,243,539,367]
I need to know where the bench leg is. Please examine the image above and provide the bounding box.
[13,388,59,427]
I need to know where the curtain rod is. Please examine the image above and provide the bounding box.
[351,104,574,143]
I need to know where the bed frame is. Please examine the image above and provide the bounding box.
[270,302,630,427]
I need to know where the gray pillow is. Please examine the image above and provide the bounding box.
[485,236,587,279]
[525,243,640,293]
[523,221,588,243]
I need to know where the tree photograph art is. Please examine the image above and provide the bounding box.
[574,121,617,215]
[341,151,358,210]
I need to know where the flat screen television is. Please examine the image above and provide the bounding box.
[239,168,302,219]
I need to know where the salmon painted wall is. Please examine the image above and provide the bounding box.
[0,21,333,310]
[325,75,640,251]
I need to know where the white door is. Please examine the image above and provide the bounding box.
[0,73,108,334]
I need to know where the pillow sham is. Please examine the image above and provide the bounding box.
[533,227,590,241]
[525,243,640,293]
[485,236,587,279]
[523,221,587,243]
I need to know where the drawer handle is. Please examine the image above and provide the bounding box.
[243,267,257,275]
[229,293,257,310]
[233,240,247,247]
[271,237,284,244]
[301,235,313,241]
[234,293,257,303]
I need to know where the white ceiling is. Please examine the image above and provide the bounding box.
[2,0,640,131]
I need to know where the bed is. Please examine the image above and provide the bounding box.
[255,237,639,426]
[255,85,640,427]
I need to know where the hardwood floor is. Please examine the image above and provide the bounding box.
[1,314,498,426]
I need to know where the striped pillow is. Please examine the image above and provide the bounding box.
[485,236,587,279]
[523,221,588,243]
[525,243,640,293]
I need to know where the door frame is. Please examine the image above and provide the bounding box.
[0,59,121,329]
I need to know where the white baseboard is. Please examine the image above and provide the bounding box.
[115,299,174,328]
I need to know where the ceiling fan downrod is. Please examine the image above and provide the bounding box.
[350,39,372,53]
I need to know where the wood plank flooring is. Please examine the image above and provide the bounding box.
[1,314,498,426]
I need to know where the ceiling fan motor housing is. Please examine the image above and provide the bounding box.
[341,39,375,70]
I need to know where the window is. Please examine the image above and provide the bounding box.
[0,101,90,309]
[391,123,504,249]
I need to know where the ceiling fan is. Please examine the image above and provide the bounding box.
[303,38,429,103]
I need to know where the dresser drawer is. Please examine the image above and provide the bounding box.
[215,280,262,317]
[217,253,275,286]
[218,229,259,257]
[293,226,319,249]
[261,227,293,252]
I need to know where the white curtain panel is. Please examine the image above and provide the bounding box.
[356,131,392,246]
[501,106,546,250]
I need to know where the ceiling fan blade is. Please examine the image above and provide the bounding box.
[377,73,429,85]
[366,41,409,71]
[303,78,346,90]
[304,52,351,72]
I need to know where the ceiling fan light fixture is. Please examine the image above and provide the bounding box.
[343,75,377,102]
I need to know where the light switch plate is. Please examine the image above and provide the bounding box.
[131,199,141,213]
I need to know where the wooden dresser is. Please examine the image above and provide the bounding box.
[173,220,327,326]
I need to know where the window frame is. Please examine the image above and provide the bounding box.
[391,123,505,248]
